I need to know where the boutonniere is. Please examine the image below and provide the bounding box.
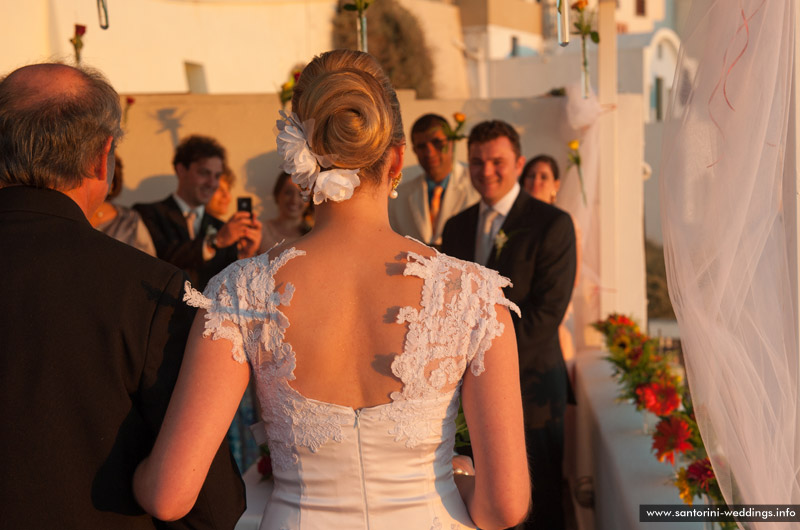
[494,230,509,260]
[494,228,529,260]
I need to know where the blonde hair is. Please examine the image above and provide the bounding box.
[291,50,404,186]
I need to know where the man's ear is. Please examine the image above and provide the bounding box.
[93,136,114,182]
[515,155,526,178]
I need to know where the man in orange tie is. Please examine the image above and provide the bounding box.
[389,114,479,247]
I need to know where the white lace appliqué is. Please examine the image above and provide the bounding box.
[184,246,519,470]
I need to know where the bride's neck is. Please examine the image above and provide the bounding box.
[311,186,392,237]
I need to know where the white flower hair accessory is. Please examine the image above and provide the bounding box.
[276,110,361,205]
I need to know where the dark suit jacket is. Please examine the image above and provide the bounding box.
[0,186,245,530]
[441,190,576,427]
[134,196,238,291]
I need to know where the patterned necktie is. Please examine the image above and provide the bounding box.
[429,185,444,230]
[185,210,197,240]
[476,208,499,265]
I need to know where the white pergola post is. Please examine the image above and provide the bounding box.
[597,0,620,323]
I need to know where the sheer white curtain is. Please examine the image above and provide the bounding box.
[660,0,800,522]
[556,83,603,353]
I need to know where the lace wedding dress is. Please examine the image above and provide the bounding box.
[185,245,519,530]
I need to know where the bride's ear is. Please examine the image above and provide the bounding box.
[388,144,405,177]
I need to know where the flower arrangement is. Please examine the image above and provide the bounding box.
[70,24,87,65]
[571,0,599,98]
[279,68,303,109]
[593,314,733,527]
[566,139,587,205]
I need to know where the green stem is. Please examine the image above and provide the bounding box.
[355,6,368,53]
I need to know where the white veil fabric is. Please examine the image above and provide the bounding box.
[660,0,800,521]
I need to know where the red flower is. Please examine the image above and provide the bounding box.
[293,70,301,82]
[687,458,715,492]
[611,314,635,327]
[75,24,86,37]
[652,417,692,465]
[257,453,272,478]
[126,96,136,105]
[636,382,680,416]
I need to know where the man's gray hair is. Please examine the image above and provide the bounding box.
[0,64,124,191]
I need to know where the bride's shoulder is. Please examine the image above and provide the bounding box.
[400,238,513,292]
[205,244,305,290]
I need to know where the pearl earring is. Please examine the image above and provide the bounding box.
[390,172,402,199]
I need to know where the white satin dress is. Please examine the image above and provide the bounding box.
[185,245,519,530]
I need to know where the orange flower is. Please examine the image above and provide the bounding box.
[636,382,680,416]
[453,112,466,124]
[652,416,692,465]
[674,467,694,505]
[571,0,588,10]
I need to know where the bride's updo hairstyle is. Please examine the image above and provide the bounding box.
[291,49,404,186]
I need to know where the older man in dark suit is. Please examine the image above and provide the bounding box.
[441,120,576,530]
[135,135,262,291]
[0,63,245,529]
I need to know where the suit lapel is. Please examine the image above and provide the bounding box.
[462,204,480,260]
[164,196,192,241]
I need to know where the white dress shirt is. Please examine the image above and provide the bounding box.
[475,182,520,265]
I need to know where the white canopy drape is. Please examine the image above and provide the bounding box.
[661,0,800,524]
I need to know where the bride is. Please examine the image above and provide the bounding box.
[133,49,529,530]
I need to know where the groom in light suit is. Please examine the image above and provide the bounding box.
[0,63,244,529]
[389,114,479,247]
[441,120,576,530]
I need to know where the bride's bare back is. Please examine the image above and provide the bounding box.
[274,231,436,410]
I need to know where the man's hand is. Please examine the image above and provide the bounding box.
[236,217,262,259]
[214,212,263,259]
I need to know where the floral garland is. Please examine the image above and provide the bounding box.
[276,110,361,205]
[593,314,735,529]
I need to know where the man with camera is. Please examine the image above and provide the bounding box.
[135,135,262,290]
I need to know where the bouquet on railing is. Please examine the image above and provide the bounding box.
[593,314,733,527]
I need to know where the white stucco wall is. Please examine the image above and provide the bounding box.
[642,28,680,122]
[398,0,470,99]
[0,0,340,94]
[615,0,665,34]
[485,45,645,99]
[0,0,469,99]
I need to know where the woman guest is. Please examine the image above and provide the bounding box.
[521,154,580,365]
[90,156,156,256]
[134,49,529,530]
[259,171,313,252]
